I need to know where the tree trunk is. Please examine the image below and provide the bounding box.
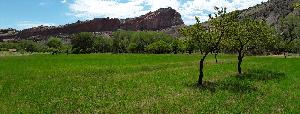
[238,54,243,75]
[215,53,218,63]
[198,59,204,86]
[284,52,287,59]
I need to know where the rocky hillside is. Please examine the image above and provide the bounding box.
[239,0,300,29]
[0,7,184,40]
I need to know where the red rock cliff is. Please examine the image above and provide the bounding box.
[6,7,184,39]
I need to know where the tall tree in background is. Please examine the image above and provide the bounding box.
[180,7,233,86]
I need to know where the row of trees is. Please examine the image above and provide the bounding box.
[0,37,70,54]
[180,7,300,86]
[70,31,187,54]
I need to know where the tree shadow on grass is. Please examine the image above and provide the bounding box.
[188,79,257,93]
[188,69,285,93]
[236,69,286,81]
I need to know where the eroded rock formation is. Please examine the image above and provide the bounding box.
[0,7,184,40]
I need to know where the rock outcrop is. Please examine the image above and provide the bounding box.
[238,0,300,29]
[0,7,184,40]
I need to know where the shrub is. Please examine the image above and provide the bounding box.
[112,30,173,53]
[71,32,94,54]
[47,37,63,54]
[171,39,186,54]
[112,30,131,53]
[19,40,39,52]
[93,36,113,53]
[145,40,172,54]
[47,37,63,49]
[127,43,139,53]
[0,48,8,51]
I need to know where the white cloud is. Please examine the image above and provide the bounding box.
[68,0,268,25]
[69,0,148,19]
[61,0,67,4]
[17,21,56,30]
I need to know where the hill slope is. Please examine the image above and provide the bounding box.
[239,0,300,29]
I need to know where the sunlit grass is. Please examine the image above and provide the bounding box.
[0,54,299,113]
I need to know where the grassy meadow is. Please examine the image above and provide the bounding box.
[0,53,299,113]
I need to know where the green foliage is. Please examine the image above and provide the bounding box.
[0,40,49,53]
[127,43,139,53]
[227,18,276,55]
[293,2,300,9]
[19,40,39,52]
[112,30,131,53]
[0,42,20,49]
[47,37,63,54]
[93,36,113,53]
[181,7,235,56]
[145,40,172,54]
[183,37,196,54]
[279,14,300,53]
[71,32,95,54]
[171,39,186,54]
[47,37,63,49]
[112,30,173,53]
[0,48,8,51]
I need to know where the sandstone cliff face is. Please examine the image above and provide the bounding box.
[16,18,121,39]
[121,7,184,31]
[1,7,184,40]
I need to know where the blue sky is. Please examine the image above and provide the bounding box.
[0,0,268,30]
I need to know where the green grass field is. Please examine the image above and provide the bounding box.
[0,54,299,113]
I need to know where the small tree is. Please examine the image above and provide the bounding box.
[20,40,38,52]
[93,36,113,53]
[47,37,63,54]
[145,40,172,54]
[228,18,276,75]
[180,7,233,86]
[112,30,131,53]
[71,32,94,54]
[171,39,185,54]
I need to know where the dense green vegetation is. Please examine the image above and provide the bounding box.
[0,54,299,113]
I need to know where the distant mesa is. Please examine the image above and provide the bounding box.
[0,7,184,40]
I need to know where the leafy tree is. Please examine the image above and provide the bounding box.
[293,2,300,9]
[279,13,300,58]
[227,18,276,75]
[127,43,139,53]
[183,37,196,54]
[47,37,63,54]
[47,37,63,49]
[20,40,38,52]
[0,42,20,50]
[145,40,172,54]
[171,39,185,54]
[93,36,113,53]
[112,30,173,53]
[112,30,131,53]
[180,7,233,86]
[71,32,94,54]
